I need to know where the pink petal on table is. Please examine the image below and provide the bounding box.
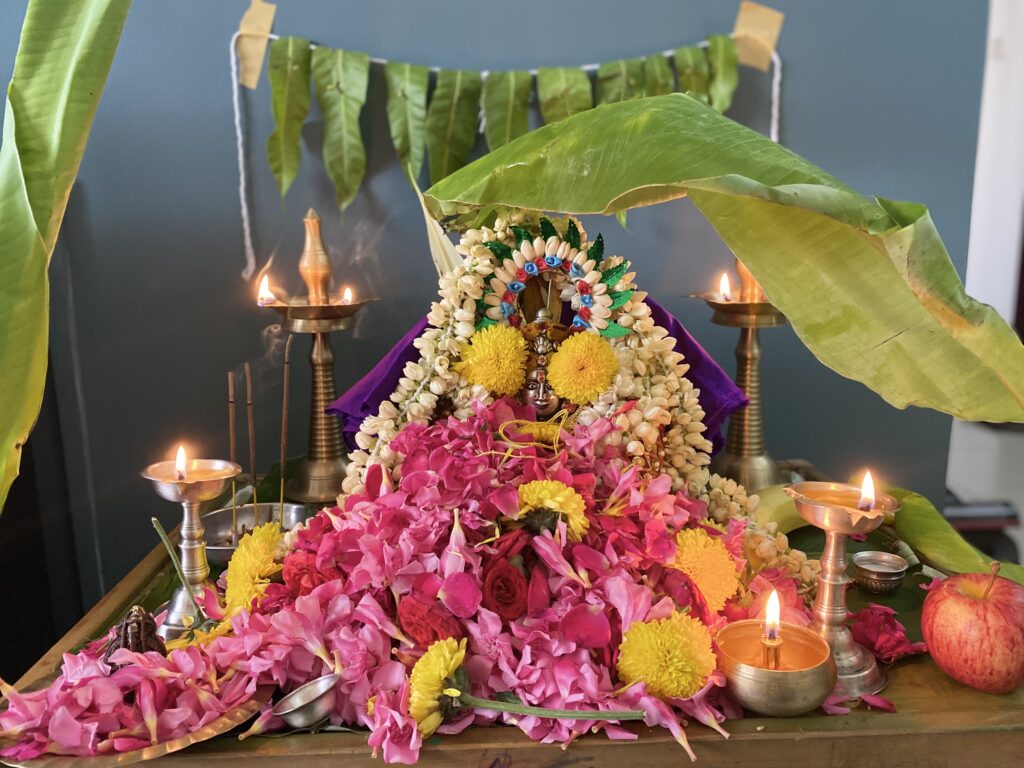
[562,604,611,649]
[438,572,482,618]
[821,694,852,715]
[861,694,897,713]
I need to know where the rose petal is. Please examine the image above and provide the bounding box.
[438,572,482,619]
[562,604,611,649]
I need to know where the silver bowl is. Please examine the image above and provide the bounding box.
[852,550,909,595]
[203,502,311,567]
[272,673,339,729]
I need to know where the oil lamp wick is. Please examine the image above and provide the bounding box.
[761,589,782,670]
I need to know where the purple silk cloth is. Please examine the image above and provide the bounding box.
[327,297,745,454]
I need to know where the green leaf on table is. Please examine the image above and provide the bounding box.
[596,59,645,104]
[267,37,312,198]
[707,34,738,113]
[643,53,675,97]
[424,94,1024,423]
[752,484,805,533]
[426,69,483,185]
[311,47,369,212]
[673,46,709,102]
[0,0,130,511]
[536,67,592,124]
[385,61,429,183]
[890,488,1024,585]
[482,70,531,151]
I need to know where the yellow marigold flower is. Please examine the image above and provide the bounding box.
[547,331,619,405]
[517,479,589,541]
[454,324,528,396]
[674,528,739,613]
[225,521,283,615]
[617,612,716,700]
[409,638,467,738]
[165,522,283,650]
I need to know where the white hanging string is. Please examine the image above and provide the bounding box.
[230,30,783,279]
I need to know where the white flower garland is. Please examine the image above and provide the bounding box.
[343,213,718,497]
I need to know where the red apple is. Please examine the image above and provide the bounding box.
[921,563,1024,694]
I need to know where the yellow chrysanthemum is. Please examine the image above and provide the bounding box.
[617,612,716,700]
[673,528,739,613]
[409,638,467,738]
[166,522,283,651]
[516,420,563,446]
[454,324,528,396]
[547,331,619,405]
[516,479,589,541]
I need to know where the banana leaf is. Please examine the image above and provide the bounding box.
[266,37,312,198]
[889,488,1024,585]
[311,47,369,212]
[424,94,1024,423]
[385,61,429,183]
[707,34,738,113]
[595,59,645,104]
[0,0,131,511]
[643,53,675,97]
[426,69,483,185]
[536,67,592,124]
[673,46,709,103]
[482,71,532,151]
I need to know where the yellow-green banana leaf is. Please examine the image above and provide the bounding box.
[424,94,1024,423]
[0,0,131,510]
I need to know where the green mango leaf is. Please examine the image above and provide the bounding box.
[424,95,1024,422]
[596,58,645,104]
[0,0,130,511]
[673,46,709,103]
[536,67,592,124]
[426,69,483,185]
[707,34,738,113]
[385,61,429,183]
[889,488,1024,585]
[643,53,675,97]
[482,71,531,151]
[266,37,312,198]
[311,47,369,212]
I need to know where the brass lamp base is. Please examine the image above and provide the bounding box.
[286,455,349,504]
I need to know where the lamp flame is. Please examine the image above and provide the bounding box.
[765,589,781,641]
[719,272,732,302]
[858,471,875,511]
[341,286,353,305]
[257,274,277,306]
[174,445,187,481]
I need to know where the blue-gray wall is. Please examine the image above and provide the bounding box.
[0,1,987,608]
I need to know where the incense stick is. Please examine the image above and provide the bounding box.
[279,335,293,524]
[228,371,238,546]
[244,361,258,522]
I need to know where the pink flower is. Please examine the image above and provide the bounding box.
[849,604,926,664]
[562,604,611,649]
[438,572,482,618]
[367,681,422,764]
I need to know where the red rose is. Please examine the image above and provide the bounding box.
[283,551,334,597]
[490,528,529,560]
[397,593,464,647]
[481,559,529,621]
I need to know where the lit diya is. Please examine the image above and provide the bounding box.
[717,590,836,716]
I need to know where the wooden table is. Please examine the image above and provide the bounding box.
[14,544,1024,767]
